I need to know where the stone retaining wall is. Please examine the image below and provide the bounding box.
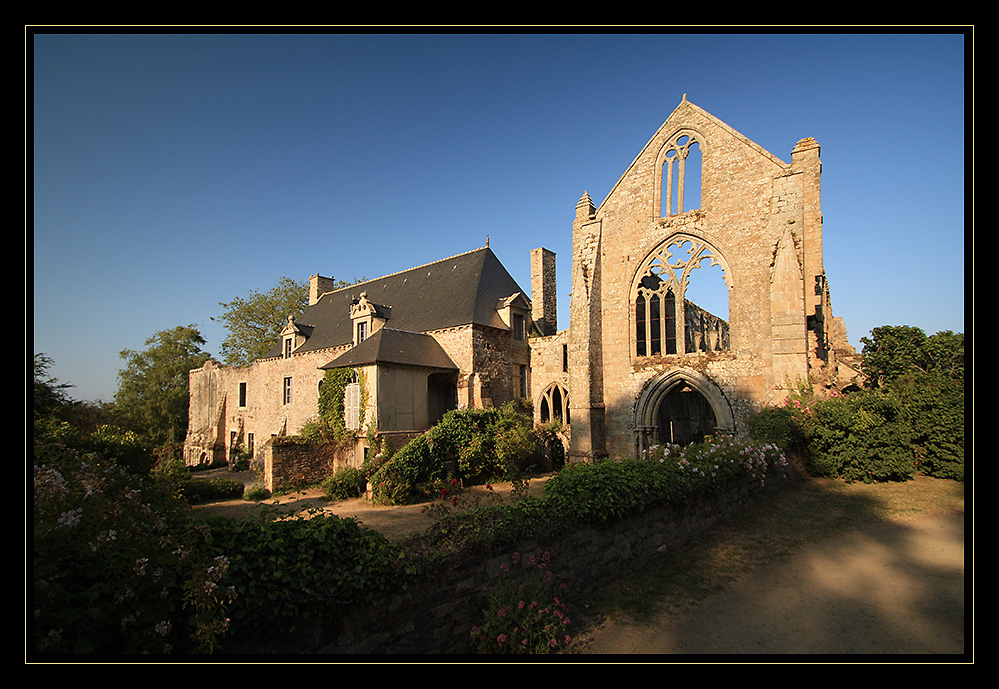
[225,466,792,655]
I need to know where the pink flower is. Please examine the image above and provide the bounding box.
[497,634,506,646]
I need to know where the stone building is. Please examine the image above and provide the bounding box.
[548,95,858,462]
[184,96,859,473]
[184,246,534,468]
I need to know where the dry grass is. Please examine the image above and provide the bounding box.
[573,474,966,629]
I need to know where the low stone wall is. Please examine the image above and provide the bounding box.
[262,439,340,493]
[226,466,793,655]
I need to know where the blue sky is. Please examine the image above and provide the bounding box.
[31,32,968,403]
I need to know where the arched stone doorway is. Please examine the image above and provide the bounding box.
[656,384,716,446]
[633,368,734,456]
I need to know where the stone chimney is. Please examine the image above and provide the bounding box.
[309,274,337,306]
[531,247,557,336]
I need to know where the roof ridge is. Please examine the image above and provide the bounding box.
[322,245,491,297]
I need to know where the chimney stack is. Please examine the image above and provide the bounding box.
[530,247,557,336]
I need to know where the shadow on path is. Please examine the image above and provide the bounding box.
[581,511,965,656]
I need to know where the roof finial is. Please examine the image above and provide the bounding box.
[486,234,490,247]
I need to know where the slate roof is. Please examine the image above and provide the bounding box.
[261,246,526,360]
[320,328,458,370]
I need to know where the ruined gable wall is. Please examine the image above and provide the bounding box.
[583,100,815,459]
[529,330,569,422]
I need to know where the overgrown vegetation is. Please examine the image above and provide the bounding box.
[749,326,964,483]
[366,401,556,505]
[31,323,964,655]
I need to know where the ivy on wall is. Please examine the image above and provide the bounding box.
[317,367,368,439]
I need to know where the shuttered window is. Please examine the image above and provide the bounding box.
[344,382,360,431]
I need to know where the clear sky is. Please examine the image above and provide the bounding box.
[31,31,968,403]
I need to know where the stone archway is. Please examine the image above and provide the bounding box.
[633,368,734,457]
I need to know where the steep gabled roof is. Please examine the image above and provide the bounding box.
[261,246,525,359]
[320,328,458,370]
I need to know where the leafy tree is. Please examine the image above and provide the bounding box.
[860,325,964,388]
[33,353,75,423]
[214,275,366,367]
[115,325,211,446]
[214,276,308,367]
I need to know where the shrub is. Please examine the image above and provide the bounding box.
[180,477,246,504]
[243,485,271,502]
[369,402,542,504]
[544,437,790,527]
[775,383,960,484]
[748,405,806,455]
[471,550,575,654]
[321,467,367,500]
[33,440,234,655]
[892,372,965,481]
[198,511,408,645]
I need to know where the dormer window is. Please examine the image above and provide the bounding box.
[513,313,526,341]
[495,293,532,341]
[279,313,311,358]
[350,291,389,345]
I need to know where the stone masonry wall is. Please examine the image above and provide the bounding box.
[568,98,835,461]
[221,466,794,655]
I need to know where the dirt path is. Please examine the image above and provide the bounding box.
[192,471,966,657]
[576,511,966,656]
[190,470,551,542]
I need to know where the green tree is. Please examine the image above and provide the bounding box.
[214,276,308,367]
[214,275,365,367]
[115,325,211,446]
[860,325,964,388]
[33,353,75,423]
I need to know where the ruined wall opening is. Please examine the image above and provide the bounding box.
[538,382,570,425]
[656,384,717,446]
[634,368,735,455]
[660,132,702,217]
[632,234,731,358]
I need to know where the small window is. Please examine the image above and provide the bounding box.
[283,377,292,405]
[247,433,254,456]
[344,382,360,431]
[357,321,368,343]
[517,365,528,398]
[513,313,525,341]
[283,337,293,358]
[238,382,247,407]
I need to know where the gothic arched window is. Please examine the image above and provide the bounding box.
[658,131,703,218]
[633,235,731,358]
[538,383,570,425]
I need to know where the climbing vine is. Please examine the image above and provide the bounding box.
[317,367,368,439]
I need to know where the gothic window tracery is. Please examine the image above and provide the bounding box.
[660,131,703,217]
[633,235,730,358]
[538,382,570,425]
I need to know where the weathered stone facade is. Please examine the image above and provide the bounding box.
[184,248,534,472]
[553,96,858,462]
[185,97,859,475]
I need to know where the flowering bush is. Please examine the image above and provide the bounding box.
[544,436,790,526]
[471,550,575,654]
[33,440,235,654]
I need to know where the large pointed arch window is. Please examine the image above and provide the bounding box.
[633,235,731,358]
